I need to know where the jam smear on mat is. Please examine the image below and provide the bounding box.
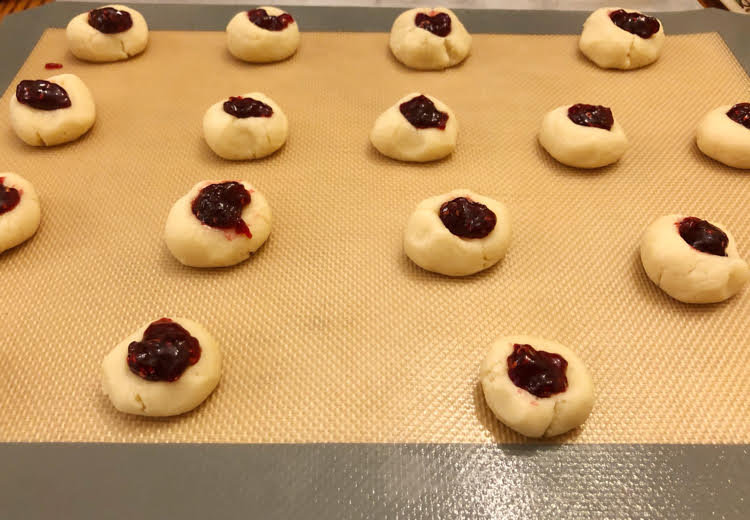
[0,178,21,216]
[44,63,63,70]
[399,95,448,130]
[677,217,728,257]
[567,104,614,131]
[439,197,497,239]
[223,96,274,119]
[127,318,201,382]
[414,12,452,37]
[726,103,750,130]
[16,80,71,110]
[609,9,660,39]
[192,181,252,238]
[248,8,294,31]
[88,7,133,34]
[507,343,568,398]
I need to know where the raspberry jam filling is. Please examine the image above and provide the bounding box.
[726,103,750,130]
[677,217,728,257]
[223,96,273,119]
[191,181,252,238]
[414,12,452,37]
[567,104,614,131]
[399,95,448,130]
[507,343,568,398]
[88,7,133,34]
[127,318,201,382]
[609,9,660,39]
[0,178,21,216]
[439,197,496,239]
[248,8,294,31]
[15,80,71,111]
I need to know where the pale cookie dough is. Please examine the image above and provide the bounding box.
[10,74,96,147]
[480,335,595,438]
[227,6,300,63]
[579,7,665,70]
[389,7,471,70]
[370,93,458,162]
[539,104,628,168]
[203,92,288,160]
[696,104,750,169]
[101,317,222,416]
[0,173,41,254]
[640,214,750,303]
[165,180,272,268]
[404,189,511,276]
[66,5,149,62]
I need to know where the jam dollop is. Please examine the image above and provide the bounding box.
[0,178,21,216]
[439,197,497,239]
[677,217,728,257]
[609,9,660,39]
[248,8,294,31]
[223,96,273,119]
[414,12,452,37]
[399,95,448,130]
[88,7,133,34]
[192,181,252,238]
[507,343,568,398]
[726,103,750,130]
[15,80,71,111]
[568,104,614,131]
[127,318,201,382]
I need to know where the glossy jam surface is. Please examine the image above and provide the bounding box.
[192,181,252,238]
[507,343,568,398]
[44,63,63,70]
[248,8,294,31]
[726,103,750,130]
[127,318,201,382]
[0,178,21,216]
[609,9,660,39]
[439,197,497,239]
[223,96,273,119]
[678,217,728,257]
[15,80,71,111]
[568,104,614,131]
[414,12,451,37]
[88,7,133,34]
[399,95,448,130]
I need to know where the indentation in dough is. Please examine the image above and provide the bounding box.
[135,393,146,412]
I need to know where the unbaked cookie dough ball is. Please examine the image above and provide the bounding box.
[404,189,511,276]
[203,92,288,160]
[66,5,148,62]
[101,317,222,416]
[9,74,96,147]
[539,103,628,168]
[640,214,749,304]
[480,336,595,438]
[0,173,41,254]
[227,6,300,63]
[696,103,750,169]
[389,7,471,70]
[165,180,272,268]
[579,7,664,70]
[371,93,457,162]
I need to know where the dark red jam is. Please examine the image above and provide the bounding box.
[192,181,252,238]
[15,80,71,111]
[248,8,294,31]
[127,318,201,382]
[568,104,614,131]
[726,103,750,130]
[439,197,497,239]
[44,63,63,70]
[88,7,133,34]
[677,217,728,257]
[223,96,273,119]
[609,9,660,39]
[507,344,568,398]
[0,178,21,216]
[414,12,451,37]
[399,95,448,130]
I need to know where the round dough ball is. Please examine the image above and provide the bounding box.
[640,214,750,304]
[404,189,511,277]
[101,317,222,416]
[66,4,149,62]
[579,7,665,70]
[0,173,41,254]
[539,104,628,168]
[370,93,458,162]
[164,180,272,268]
[203,92,288,160]
[389,7,471,70]
[9,74,96,147]
[226,6,300,63]
[480,335,595,438]
[696,104,750,169]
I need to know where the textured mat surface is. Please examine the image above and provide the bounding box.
[1,29,749,443]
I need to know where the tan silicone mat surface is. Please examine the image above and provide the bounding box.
[1,29,749,444]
